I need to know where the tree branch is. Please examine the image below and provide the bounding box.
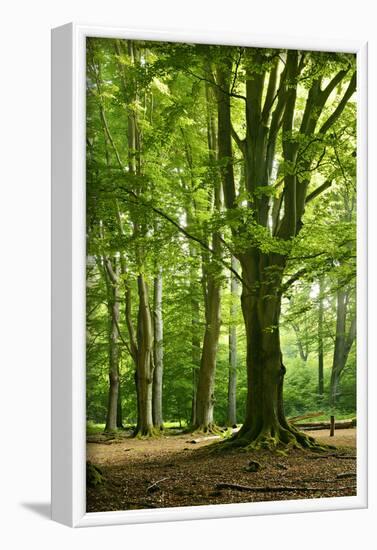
[319,72,356,135]
[230,124,246,153]
[112,185,247,288]
[320,68,350,105]
[305,179,333,204]
[104,257,118,285]
[124,280,138,360]
[113,316,132,356]
[184,67,247,102]
[261,59,279,123]
[281,268,307,293]
[230,48,244,96]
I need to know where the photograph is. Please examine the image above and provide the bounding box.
[85,36,358,513]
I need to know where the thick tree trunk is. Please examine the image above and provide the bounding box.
[229,252,318,450]
[214,48,354,451]
[227,256,238,427]
[152,269,164,430]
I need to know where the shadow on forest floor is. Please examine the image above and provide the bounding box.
[86,429,356,513]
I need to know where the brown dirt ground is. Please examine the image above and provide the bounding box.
[86,428,357,512]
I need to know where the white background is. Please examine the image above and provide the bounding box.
[0,0,375,548]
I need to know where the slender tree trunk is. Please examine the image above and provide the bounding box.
[292,322,308,362]
[117,40,156,436]
[104,261,120,432]
[190,287,200,426]
[152,269,164,430]
[135,274,155,436]
[193,80,222,432]
[187,221,201,427]
[318,279,324,396]
[194,228,222,433]
[117,386,123,428]
[195,265,221,431]
[227,256,238,427]
[330,287,356,407]
[330,288,346,407]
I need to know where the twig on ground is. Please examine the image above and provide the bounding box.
[336,472,356,479]
[147,477,170,493]
[188,435,222,444]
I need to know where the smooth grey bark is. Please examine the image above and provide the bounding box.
[116,40,155,436]
[291,319,309,362]
[330,286,356,407]
[318,279,325,396]
[104,258,120,432]
[195,249,222,430]
[135,275,155,435]
[227,255,238,427]
[152,269,164,429]
[189,254,201,427]
[193,80,222,431]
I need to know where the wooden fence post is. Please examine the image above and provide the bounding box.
[330,415,335,437]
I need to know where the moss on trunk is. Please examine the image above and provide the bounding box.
[223,253,332,453]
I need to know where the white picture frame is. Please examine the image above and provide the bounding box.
[51,22,368,528]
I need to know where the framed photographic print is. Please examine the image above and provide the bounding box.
[51,23,368,527]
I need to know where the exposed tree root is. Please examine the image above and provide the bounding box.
[86,461,104,487]
[103,428,119,435]
[133,426,162,439]
[190,423,225,437]
[212,422,336,454]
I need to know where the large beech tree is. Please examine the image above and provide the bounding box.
[213,47,356,449]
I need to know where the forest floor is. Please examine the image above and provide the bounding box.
[86,428,357,512]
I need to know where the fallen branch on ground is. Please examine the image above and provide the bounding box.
[295,419,356,430]
[288,412,324,423]
[306,454,356,460]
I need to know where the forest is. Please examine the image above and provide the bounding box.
[85,37,357,511]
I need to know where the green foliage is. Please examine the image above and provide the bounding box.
[85,37,357,431]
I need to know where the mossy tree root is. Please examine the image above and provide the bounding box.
[190,423,224,436]
[217,422,335,453]
[133,426,162,438]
